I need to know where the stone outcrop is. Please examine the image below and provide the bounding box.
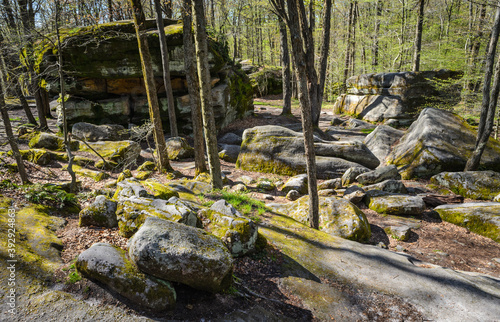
[434,203,500,242]
[72,122,128,142]
[34,19,253,132]
[333,70,462,122]
[236,125,378,179]
[363,125,405,163]
[76,243,176,311]
[386,108,500,179]
[248,67,283,97]
[128,217,234,293]
[79,195,118,227]
[430,171,500,200]
[268,196,371,242]
[365,191,426,216]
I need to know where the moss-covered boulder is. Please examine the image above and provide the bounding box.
[10,149,52,165]
[218,144,240,163]
[141,179,180,200]
[79,140,141,166]
[386,108,500,179]
[434,203,500,242]
[268,196,371,242]
[116,195,199,237]
[0,198,65,277]
[137,161,156,171]
[363,125,405,163]
[76,243,176,311]
[79,195,118,228]
[430,171,500,200]
[248,67,283,97]
[64,164,109,182]
[29,132,79,151]
[281,174,308,195]
[357,165,401,185]
[128,217,234,293]
[365,191,426,216]
[202,200,258,257]
[236,125,377,179]
[166,137,194,160]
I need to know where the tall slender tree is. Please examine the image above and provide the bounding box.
[465,0,500,171]
[153,0,178,137]
[192,0,223,189]
[129,0,173,172]
[182,0,208,175]
[412,0,426,72]
[279,18,292,116]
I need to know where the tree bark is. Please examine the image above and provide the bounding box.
[465,0,500,171]
[0,63,29,184]
[154,0,178,137]
[192,0,222,189]
[372,0,382,66]
[279,18,292,116]
[55,0,77,192]
[182,0,208,175]
[412,0,425,72]
[129,0,172,172]
[15,83,37,125]
[108,0,114,21]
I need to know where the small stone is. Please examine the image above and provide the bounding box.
[137,161,155,172]
[377,242,388,249]
[237,175,256,185]
[318,189,337,197]
[395,245,405,252]
[435,250,449,257]
[257,179,275,191]
[493,258,500,264]
[264,194,275,200]
[232,183,247,192]
[286,190,301,201]
[344,190,366,204]
[318,178,342,190]
[117,169,133,182]
[385,225,411,241]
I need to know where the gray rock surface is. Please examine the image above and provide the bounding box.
[357,165,401,185]
[431,171,500,200]
[365,191,426,216]
[318,178,342,190]
[218,132,243,146]
[268,196,371,242]
[218,144,240,163]
[79,195,118,228]
[128,217,234,293]
[281,174,308,195]
[434,203,500,242]
[236,126,377,178]
[342,166,370,186]
[386,108,500,179]
[364,179,408,194]
[166,137,194,160]
[364,125,405,163]
[72,122,128,142]
[76,243,176,311]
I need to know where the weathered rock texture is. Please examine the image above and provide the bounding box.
[431,171,500,200]
[333,70,462,122]
[236,125,377,179]
[34,19,253,132]
[386,108,500,179]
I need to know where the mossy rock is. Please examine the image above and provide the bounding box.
[166,137,194,160]
[76,243,176,311]
[117,169,133,183]
[64,164,109,182]
[79,140,141,166]
[365,191,426,216]
[73,156,95,167]
[29,132,79,151]
[134,171,152,180]
[137,161,156,172]
[0,198,65,278]
[202,200,258,257]
[95,159,118,170]
[430,171,500,200]
[248,67,283,97]
[10,149,54,165]
[79,195,118,228]
[268,196,371,242]
[434,203,500,242]
[141,179,180,200]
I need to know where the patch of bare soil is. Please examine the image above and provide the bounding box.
[1,96,500,320]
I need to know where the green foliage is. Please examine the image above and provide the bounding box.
[23,183,78,209]
[0,179,18,190]
[204,190,269,217]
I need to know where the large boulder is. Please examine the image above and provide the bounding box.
[128,217,234,293]
[268,196,371,242]
[29,132,79,151]
[363,125,405,163]
[236,125,378,179]
[116,195,199,237]
[430,171,500,200]
[76,243,176,311]
[281,174,308,195]
[248,67,283,97]
[72,122,128,142]
[434,203,500,242]
[386,108,500,179]
[79,195,118,228]
[202,200,258,257]
[34,20,253,132]
[333,70,462,122]
[357,165,401,185]
[165,137,194,160]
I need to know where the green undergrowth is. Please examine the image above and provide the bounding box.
[23,183,78,210]
[202,190,269,220]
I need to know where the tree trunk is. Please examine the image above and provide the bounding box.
[154,0,178,137]
[129,0,172,172]
[279,18,292,116]
[108,0,114,21]
[372,0,382,66]
[15,83,37,125]
[343,0,355,86]
[412,0,425,72]
[0,66,29,184]
[192,0,222,189]
[164,0,173,18]
[55,0,77,192]
[2,0,16,28]
[317,0,332,116]
[465,0,500,171]
[182,0,207,175]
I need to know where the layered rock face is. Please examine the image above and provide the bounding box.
[34,19,253,132]
[333,70,462,122]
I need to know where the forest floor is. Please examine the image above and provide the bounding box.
[0,95,499,320]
